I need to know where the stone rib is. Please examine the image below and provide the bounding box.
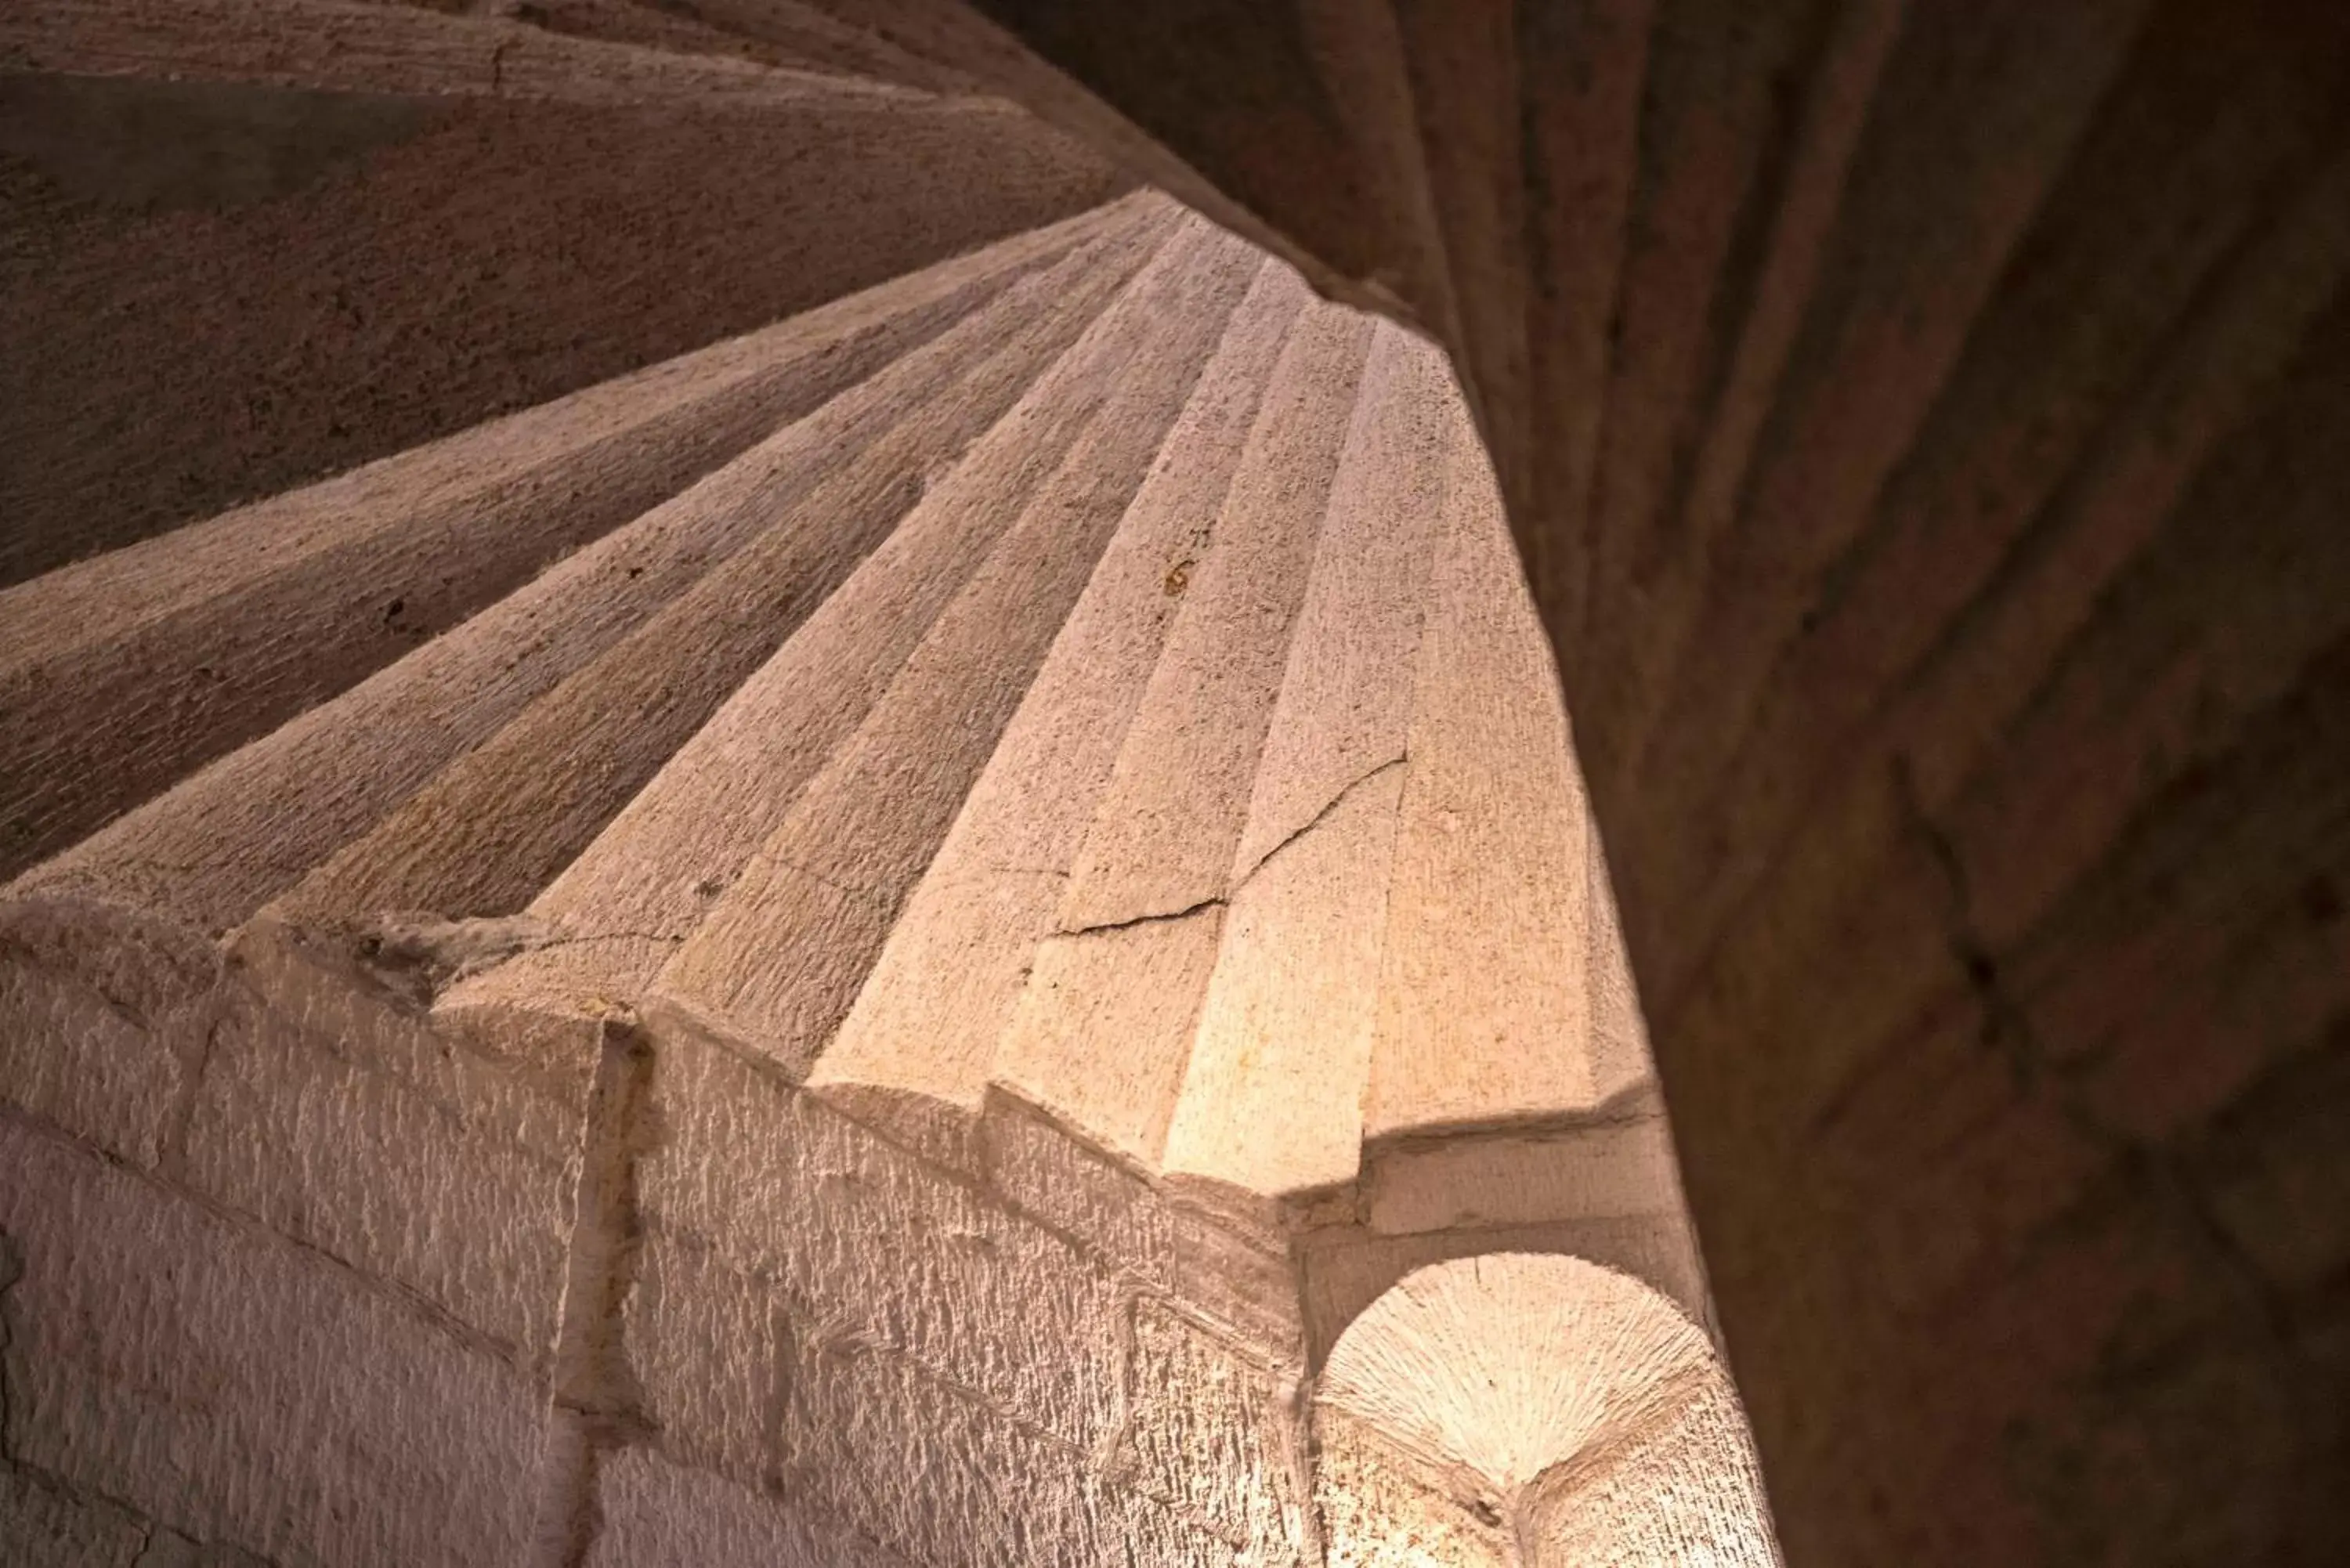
[268,208,1169,928]
[0,197,1123,883]
[982,302,1372,1170]
[1155,326,1457,1215]
[667,223,1265,1101]
[814,256,1309,1143]
[1361,399,1613,1142]
[444,202,1194,1024]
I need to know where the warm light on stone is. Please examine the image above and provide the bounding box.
[1,190,1760,1561]
[1321,1255,1777,1566]
[10,2,2341,1563]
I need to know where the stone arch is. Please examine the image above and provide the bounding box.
[1315,1252,1777,1566]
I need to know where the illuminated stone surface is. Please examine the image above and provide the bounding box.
[2,193,1722,1561]
[17,2,2336,1563]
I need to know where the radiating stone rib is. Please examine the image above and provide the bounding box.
[267,210,1171,929]
[0,197,1119,885]
[1316,1253,1773,1566]
[1054,303,1378,934]
[986,303,1375,1170]
[8,201,1159,933]
[812,258,1310,1146]
[667,224,1265,1102]
[1361,399,1622,1142]
[1155,326,1454,1216]
[445,201,1195,1026]
[1227,324,1452,882]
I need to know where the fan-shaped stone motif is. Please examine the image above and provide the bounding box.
[3,180,1710,1563]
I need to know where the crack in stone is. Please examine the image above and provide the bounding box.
[1058,893,1224,939]
[1229,753,1408,891]
[1058,755,1412,939]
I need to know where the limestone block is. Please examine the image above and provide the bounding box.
[507,205,1179,1003]
[0,1117,547,1566]
[979,1098,1177,1285]
[1227,323,1449,882]
[624,1234,779,1481]
[1162,764,1409,1211]
[777,1324,1242,1568]
[638,1033,1123,1454]
[1521,1377,1781,1568]
[175,923,588,1360]
[1361,1115,1686,1237]
[776,1324,1089,1568]
[1364,414,1622,1137]
[1121,1300,1308,1562]
[1154,326,1468,1210]
[1300,1216,1711,1364]
[816,252,1306,1125]
[1058,304,1376,930]
[987,298,1376,1179]
[993,905,1227,1167]
[1168,1204,1310,1358]
[977,1104,1305,1358]
[13,201,1160,935]
[587,1446,914,1568]
[1316,1254,1773,1563]
[275,205,1148,927]
[673,219,1259,1080]
[1314,1410,1509,1568]
[0,1469,145,1568]
[0,194,1087,884]
[0,899,217,1167]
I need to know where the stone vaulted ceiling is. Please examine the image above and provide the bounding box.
[5,1,2348,1565]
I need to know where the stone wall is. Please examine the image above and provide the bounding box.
[0,0,1127,586]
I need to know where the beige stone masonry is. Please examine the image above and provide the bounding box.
[993,302,1377,1169]
[0,200,1115,889]
[812,254,1307,1141]
[659,219,1262,1089]
[0,1114,549,1567]
[1,189,1759,1567]
[1315,1255,1774,1566]
[457,202,1184,1021]
[272,206,1157,927]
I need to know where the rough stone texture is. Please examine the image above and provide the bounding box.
[4,201,1138,909]
[1119,1301,1308,1561]
[758,5,2350,1561]
[814,254,1305,1132]
[181,923,589,1362]
[775,1322,1244,1568]
[1521,1375,1785,1568]
[270,207,1141,928]
[1314,1411,1509,1568]
[0,1469,146,1568]
[2,118,1770,1566]
[468,203,1177,1019]
[0,1114,548,1566]
[0,45,1125,587]
[1317,1254,1774,1566]
[634,1031,1126,1461]
[659,219,1260,1081]
[0,898,216,1166]
[1363,1117,1686,1239]
[586,1447,914,1568]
